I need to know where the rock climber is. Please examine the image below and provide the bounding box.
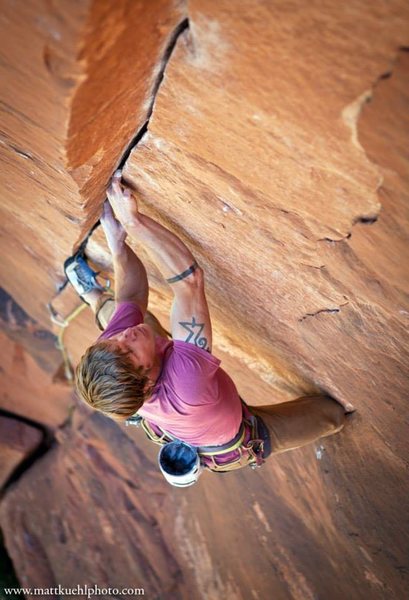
[66,170,350,486]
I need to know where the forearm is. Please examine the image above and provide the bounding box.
[112,241,148,311]
[125,213,196,282]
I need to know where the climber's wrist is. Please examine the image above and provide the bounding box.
[123,214,143,231]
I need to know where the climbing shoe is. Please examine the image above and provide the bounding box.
[64,251,105,301]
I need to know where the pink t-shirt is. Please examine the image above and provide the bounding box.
[98,302,243,446]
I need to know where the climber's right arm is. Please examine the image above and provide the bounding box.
[106,172,212,350]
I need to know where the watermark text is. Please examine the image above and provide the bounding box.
[3,584,144,598]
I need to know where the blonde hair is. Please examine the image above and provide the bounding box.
[75,341,153,420]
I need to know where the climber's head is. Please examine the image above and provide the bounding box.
[107,323,157,372]
[75,325,157,420]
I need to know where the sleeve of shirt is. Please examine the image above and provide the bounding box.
[97,301,144,341]
[164,341,222,405]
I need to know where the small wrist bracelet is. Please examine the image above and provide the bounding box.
[166,261,199,284]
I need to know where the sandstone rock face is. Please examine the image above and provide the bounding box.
[0,415,185,597]
[1,1,409,599]
[1,409,408,600]
[0,415,43,489]
[0,291,74,426]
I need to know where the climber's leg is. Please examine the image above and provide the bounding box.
[64,249,170,334]
[63,255,113,329]
[249,395,346,455]
[94,292,116,330]
[64,252,106,308]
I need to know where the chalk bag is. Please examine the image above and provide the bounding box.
[158,440,202,487]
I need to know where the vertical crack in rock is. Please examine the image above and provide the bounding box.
[50,17,190,337]
[60,18,190,280]
[117,18,189,170]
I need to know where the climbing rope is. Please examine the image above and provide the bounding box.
[47,301,88,383]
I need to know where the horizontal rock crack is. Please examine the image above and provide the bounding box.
[299,300,349,322]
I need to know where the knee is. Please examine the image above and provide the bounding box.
[322,396,346,430]
[297,394,346,429]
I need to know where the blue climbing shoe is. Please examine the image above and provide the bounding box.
[64,251,105,300]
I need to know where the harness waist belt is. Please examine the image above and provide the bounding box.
[195,421,247,456]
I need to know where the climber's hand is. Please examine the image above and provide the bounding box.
[106,170,140,228]
[100,199,127,255]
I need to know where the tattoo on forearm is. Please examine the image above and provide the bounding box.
[179,316,209,350]
[166,261,198,284]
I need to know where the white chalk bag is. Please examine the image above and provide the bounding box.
[158,440,202,487]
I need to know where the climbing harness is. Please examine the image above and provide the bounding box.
[126,402,268,485]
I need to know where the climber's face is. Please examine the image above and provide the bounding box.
[107,324,156,371]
